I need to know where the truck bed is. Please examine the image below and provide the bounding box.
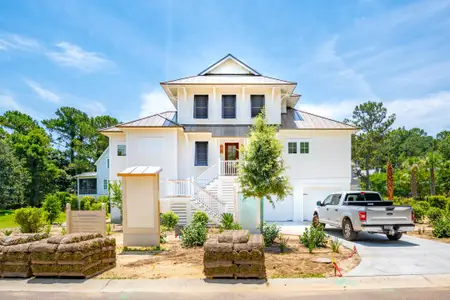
[343,201,394,206]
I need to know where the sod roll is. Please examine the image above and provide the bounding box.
[0,233,48,246]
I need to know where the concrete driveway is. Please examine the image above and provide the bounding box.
[278,223,450,276]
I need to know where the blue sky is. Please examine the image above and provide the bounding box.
[1,0,449,135]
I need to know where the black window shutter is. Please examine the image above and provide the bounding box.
[222,95,236,119]
[251,95,265,117]
[195,142,208,166]
[194,95,208,119]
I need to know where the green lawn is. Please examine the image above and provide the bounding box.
[0,210,66,230]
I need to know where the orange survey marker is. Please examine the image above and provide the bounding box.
[332,258,342,277]
[348,245,358,258]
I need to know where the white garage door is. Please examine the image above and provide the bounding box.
[303,187,338,221]
[264,195,294,222]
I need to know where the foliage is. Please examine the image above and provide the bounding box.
[219,213,242,231]
[106,223,112,236]
[393,197,414,206]
[109,181,123,216]
[44,224,52,235]
[363,172,387,197]
[161,211,179,231]
[13,207,43,233]
[387,161,394,200]
[412,204,426,223]
[61,227,66,235]
[54,192,77,211]
[300,225,327,253]
[402,157,421,198]
[426,152,442,196]
[192,211,209,226]
[330,238,341,253]
[278,234,289,253]
[432,216,450,238]
[345,101,396,189]
[237,110,292,232]
[97,195,110,212]
[427,196,449,210]
[415,200,430,212]
[427,207,445,225]
[42,194,62,224]
[181,221,208,247]
[1,228,14,236]
[260,222,281,246]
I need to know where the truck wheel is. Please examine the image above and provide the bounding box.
[342,219,358,241]
[312,215,326,229]
[386,232,403,241]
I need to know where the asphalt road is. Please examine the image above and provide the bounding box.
[1,287,450,299]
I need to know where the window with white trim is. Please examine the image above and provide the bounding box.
[194,95,208,119]
[195,142,208,166]
[117,145,126,156]
[300,142,309,154]
[106,158,110,168]
[250,95,265,118]
[222,95,236,119]
[103,179,108,191]
[288,142,297,154]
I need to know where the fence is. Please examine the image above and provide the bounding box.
[66,203,107,236]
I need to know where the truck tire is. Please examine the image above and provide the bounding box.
[386,232,403,241]
[342,218,358,241]
[312,214,326,228]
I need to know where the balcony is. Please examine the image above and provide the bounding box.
[219,160,239,176]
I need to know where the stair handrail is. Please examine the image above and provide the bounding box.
[194,163,219,188]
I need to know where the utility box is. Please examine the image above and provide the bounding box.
[118,166,162,247]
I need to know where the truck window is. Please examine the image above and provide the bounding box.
[345,193,382,202]
[323,195,332,206]
[330,194,341,205]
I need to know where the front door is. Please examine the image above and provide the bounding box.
[224,143,239,175]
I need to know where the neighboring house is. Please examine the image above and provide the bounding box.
[75,147,110,198]
[100,54,357,224]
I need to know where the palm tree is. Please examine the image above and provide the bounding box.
[425,151,442,196]
[386,161,394,200]
[402,158,420,198]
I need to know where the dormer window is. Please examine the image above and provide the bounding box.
[194,95,208,119]
[222,95,236,119]
[251,95,265,118]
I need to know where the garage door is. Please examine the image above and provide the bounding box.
[303,187,338,221]
[264,195,294,222]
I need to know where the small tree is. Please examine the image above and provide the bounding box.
[238,110,292,233]
[387,161,394,200]
[42,194,61,224]
[426,151,441,196]
[109,181,123,215]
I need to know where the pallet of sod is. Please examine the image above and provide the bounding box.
[233,234,266,279]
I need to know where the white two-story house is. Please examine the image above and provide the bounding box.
[100,54,357,224]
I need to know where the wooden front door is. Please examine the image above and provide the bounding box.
[224,143,239,161]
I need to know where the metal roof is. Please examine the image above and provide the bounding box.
[75,172,97,178]
[184,125,252,137]
[161,75,296,85]
[198,54,261,76]
[281,108,357,130]
[118,166,162,176]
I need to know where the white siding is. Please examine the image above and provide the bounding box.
[109,134,126,182]
[95,148,109,196]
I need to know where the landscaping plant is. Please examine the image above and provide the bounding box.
[278,234,289,253]
[260,222,281,246]
[42,194,62,224]
[300,225,327,253]
[432,216,450,238]
[1,228,14,236]
[61,227,66,235]
[411,204,426,223]
[181,221,208,247]
[427,196,449,210]
[219,213,242,232]
[427,207,445,225]
[192,211,209,226]
[109,181,123,215]
[106,223,112,236]
[44,224,52,235]
[330,238,341,253]
[13,207,44,233]
[161,211,179,230]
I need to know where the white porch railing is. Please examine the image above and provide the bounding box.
[195,163,218,187]
[167,180,193,197]
[219,160,239,176]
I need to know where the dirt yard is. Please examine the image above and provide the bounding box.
[98,232,360,279]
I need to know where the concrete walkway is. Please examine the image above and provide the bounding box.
[277,222,450,276]
[0,275,449,294]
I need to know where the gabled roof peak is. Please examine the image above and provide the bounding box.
[198,54,261,76]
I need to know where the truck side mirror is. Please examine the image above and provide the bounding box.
[316,201,322,207]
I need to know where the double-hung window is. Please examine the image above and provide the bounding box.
[250,95,265,118]
[288,142,297,154]
[194,95,208,119]
[300,142,309,154]
[195,142,208,166]
[117,145,126,156]
[222,95,236,119]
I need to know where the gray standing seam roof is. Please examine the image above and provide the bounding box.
[281,108,357,130]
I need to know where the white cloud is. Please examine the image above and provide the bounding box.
[24,79,60,104]
[0,94,22,111]
[0,34,41,52]
[81,101,107,116]
[46,42,113,72]
[300,91,450,135]
[139,89,175,118]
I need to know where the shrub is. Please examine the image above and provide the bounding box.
[54,192,77,211]
[427,196,450,210]
[415,200,430,212]
[181,221,207,247]
[109,181,123,215]
[80,196,96,210]
[432,217,450,238]
[393,197,414,206]
[260,222,281,246]
[161,211,179,231]
[412,204,426,223]
[1,229,14,236]
[42,194,61,224]
[44,224,52,235]
[428,207,445,225]
[13,207,44,233]
[300,225,327,253]
[330,238,341,253]
[61,227,66,235]
[279,234,289,253]
[106,223,112,236]
[219,213,242,232]
[192,211,209,226]
[97,195,110,212]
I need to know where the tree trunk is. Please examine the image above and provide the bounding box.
[387,161,394,200]
[260,196,264,234]
[411,169,418,198]
[430,167,436,196]
[365,155,370,190]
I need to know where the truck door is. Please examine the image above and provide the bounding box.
[318,194,333,223]
[327,193,342,226]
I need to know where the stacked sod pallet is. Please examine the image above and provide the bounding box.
[203,230,266,279]
[31,233,116,278]
[0,233,48,278]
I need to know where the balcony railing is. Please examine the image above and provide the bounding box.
[219,160,239,176]
[79,188,97,195]
[167,180,193,197]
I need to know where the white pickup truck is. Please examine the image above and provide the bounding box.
[313,191,415,241]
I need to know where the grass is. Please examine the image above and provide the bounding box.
[0,210,66,229]
[270,273,326,279]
